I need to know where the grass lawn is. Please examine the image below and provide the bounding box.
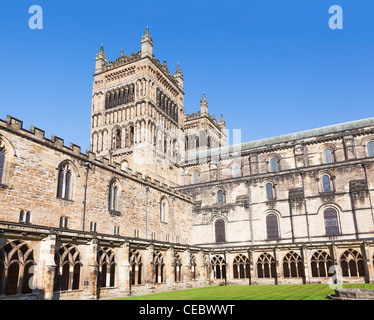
[119,283,374,300]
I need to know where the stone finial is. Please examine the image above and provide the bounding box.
[141,26,153,58]
[200,93,208,115]
[120,49,124,57]
[174,63,184,89]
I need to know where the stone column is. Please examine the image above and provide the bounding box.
[248,249,256,285]
[38,234,57,300]
[116,241,130,296]
[225,251,231,285]
[83,238,99,300]
[302,246,311,284]
[329,244,342,285]
[274,248,282,285]
[183,249,191,284]
[360,242,373,283]
[144,245,155,287]
[196,250,206,284]
[166,246,175,287]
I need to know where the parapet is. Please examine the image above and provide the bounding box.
[0,115,192,202]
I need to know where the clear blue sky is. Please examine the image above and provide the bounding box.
[0,0,373,150]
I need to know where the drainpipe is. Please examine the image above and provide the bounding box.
[145,186,149,239]
[300,172,311,241]
[172,196,175,243]
[362,163,374,224]
[247,180,254,246]
[82,162,90,231]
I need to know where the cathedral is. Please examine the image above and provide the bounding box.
[0,28,373,300]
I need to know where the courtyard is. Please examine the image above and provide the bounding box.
[119,284,374,300]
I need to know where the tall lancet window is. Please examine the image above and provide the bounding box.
[0,148,5,184]
[322,175,332,193]
[108,180,119,212]
[57,163,73,200]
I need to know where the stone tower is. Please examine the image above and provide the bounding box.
[90,28,186,186]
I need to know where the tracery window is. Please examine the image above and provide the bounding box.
[53,244,82,291]
[215,219,226,243]
[340,249,366,277]
[130,250,142,285]
[283,251,304,278]
[311,250,333,278]
[0,240,35,296]
[211,255,226,280]
[257,253,276,278]
[266,214,279,239]
[57,163,74,200]
[324,208,340,236]
[233,254,250,279]
[97,248,115,288]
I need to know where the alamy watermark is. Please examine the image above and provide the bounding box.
[28,5,43,30]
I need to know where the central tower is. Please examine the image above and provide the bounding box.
[90,28,186,186]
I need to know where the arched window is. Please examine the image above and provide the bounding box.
[324,208,340,236]
[266,214,279,239]
[266,183,274,200]
[19,211,25,223]
[121,160,129,170]
[97,248,115,288]
[0,240,36,295]
[130,250,142,285]
[113,129,121,150]
[0,148,5,184]
[192,171,200,184]
[57,163,74,200]
[322,175,332,193]
[257,253,276,278]
[283,251,304,278]
[233,255,250,279]
[54,244,82,292]
[368,141,374,157]
[108,180,119,212]
[211,255,226,280]
[59,217,68,229]
[160,198,168,223]
[340,249,366,277]
[173,254,182,282]
[215,219,226,243]
[323,149,334,164]
[269,158,279,172]
[217,189,224,204]
[311,250,333,278]
[153,251,165,284]
[232,163,241,178]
